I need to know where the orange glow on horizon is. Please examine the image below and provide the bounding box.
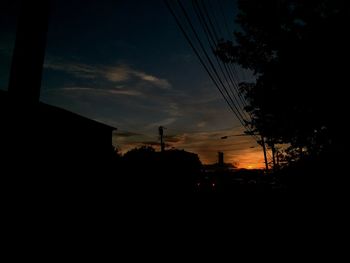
[113,128,266,170]
[200,149,265,170]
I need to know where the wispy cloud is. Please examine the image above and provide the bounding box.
[165,103,182,117]
[132,71,171,89]
[164,134,184,143]
[105,65,171,89]
[114,131,142,137]
[50,86,143,97]
[45,59,171,89]
[107,89,143,96]
[145,118,177,130]
[45,60,97,79]
[197,121,207,128]
[104,65,131,82]
[59,87,95,92]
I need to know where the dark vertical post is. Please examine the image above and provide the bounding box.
[8,0,50,103]
[218,151,224,167]
[271,144,276,171]
[261,136,269,172]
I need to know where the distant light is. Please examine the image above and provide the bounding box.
[212,183,215,187]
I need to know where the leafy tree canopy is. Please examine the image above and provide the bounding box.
[216,0,348,157]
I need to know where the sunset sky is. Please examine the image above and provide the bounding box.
[0,0,265,168]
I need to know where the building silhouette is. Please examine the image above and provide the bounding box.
[1,1,116,192]
[218,152,224,167]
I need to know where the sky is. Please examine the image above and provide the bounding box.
[0,0,265,168]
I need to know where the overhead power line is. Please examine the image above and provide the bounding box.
[192,0,250,122]
[164,0,247,130]
[164,0,272,169]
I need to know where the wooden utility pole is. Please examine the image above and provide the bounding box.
[271,144,277,171]
[221,133,270,172]
[261,136,269,172]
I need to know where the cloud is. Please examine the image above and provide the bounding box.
[141,141,162,146]
[114,131,142,137]
[45,59,171,90]
[164,134,184,143]
[132,71,171,89]
[48,86,143,97]
[197,121,207,128]
[106,65,171,89]
[59,87,95,92]
[165,103,181,117]
[145,118,177,130]
[45,60,97,79]
[107,89,143,96]
[105,65,131,82]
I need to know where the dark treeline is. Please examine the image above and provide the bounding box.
[216,0,349,191]
[110,146,285,193]
[111,146,202,193]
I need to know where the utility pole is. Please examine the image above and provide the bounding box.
[159,126,165,152]
[261,136,269,172]
[221,133,269,172]
[271,144,277,171]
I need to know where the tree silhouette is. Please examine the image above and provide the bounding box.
[118,146,202,192]
[216,0,348,165]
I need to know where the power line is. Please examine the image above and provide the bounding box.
[192,0,261,143]
[192,0,249,122]
[165,0,247,130]
[199,2,250,123]
[165,0,271,169]
[176,0,248,124]
[211,0,253,106]
[165,124,244,135]
[198,0,250,118]
[175,0,251,131]
[202,0,263,144]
